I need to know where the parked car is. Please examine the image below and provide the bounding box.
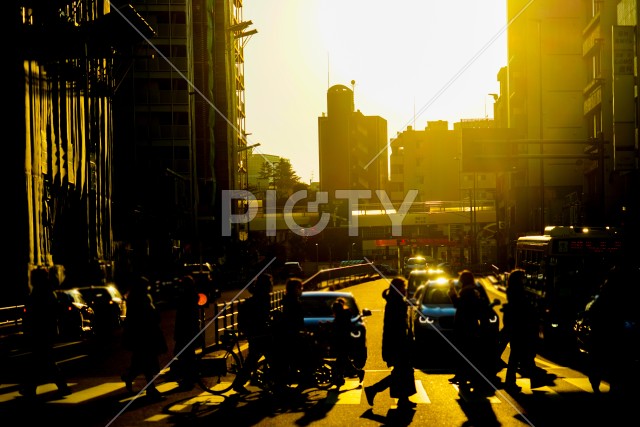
[402,256,428,278]
[409,277,500,365]
[299,291,371,371]
[75,285,126,332]
[54,289,95,340]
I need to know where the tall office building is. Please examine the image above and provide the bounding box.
[113,0,253,267]
[318,84,388,204]
[581,0,639,228]
[505,0,587,234]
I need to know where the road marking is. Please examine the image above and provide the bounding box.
[50,383,123,403]
[412,380,430,404]
[325,380,362,404]
[534,358,561,369]
[452,383,502,404]
[145,414,171,422]
[519,382,557,396]
[157,381,180,393]
[564,377,609,393]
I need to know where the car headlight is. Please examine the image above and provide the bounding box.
[419,316,435,324]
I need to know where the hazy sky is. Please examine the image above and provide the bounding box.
[242,0,507,184]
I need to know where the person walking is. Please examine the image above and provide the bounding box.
[171,275,203,390]
[330,297,365,387]
[584,264,639,396]
[272,277,311,388]
[364,277,416,409]
[501,269,539,393]
[121,275,167,400]
[19,267,71,398]
[448,269,492,394]
[231,273,274,394]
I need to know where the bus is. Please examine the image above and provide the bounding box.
[515,226,625,348]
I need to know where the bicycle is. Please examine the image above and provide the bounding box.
[262,330,336,392]
[197,328,245,394]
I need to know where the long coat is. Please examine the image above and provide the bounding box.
[123,291,167,355]
[381,287,416,398]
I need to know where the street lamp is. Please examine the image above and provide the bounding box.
[315,243,319,269]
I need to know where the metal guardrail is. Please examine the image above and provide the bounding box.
[0,305,24,331]
[206,289,286,351]
[302,263,379,291]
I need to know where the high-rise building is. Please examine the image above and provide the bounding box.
[10,2,151,299]
[581,0,639,229]
[318,84,388,204]
[113,0,253,268]
[505,0,587,235]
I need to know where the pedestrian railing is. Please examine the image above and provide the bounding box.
[302,263,379,290]
[0,305,24,336]
[205,263,381,352]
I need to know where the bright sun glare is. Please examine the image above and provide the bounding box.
[244,1,507,183]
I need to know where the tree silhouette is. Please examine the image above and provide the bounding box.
[258,158,305,201]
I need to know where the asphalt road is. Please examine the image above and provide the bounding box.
[1,277,637,426]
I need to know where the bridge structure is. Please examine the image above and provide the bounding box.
[242,200,499,269]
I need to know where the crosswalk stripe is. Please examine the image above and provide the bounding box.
[50,383,123,404]
[412,380,430,404]
[516,377,558,396]
[325,380,362,404]
[0,382,81,403]
[564,377,609,393]
[451,383,502,404]
[144,414,172,422]
[0,374,602,408]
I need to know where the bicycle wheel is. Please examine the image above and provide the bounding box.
[198,350,242,394]
[313,362,334,390]
[252,355,278,393]
[349,345,367,370]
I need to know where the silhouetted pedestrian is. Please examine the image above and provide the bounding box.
[585,265,640,396]
[330,296,364,386]
[365,277,416,409]
[19,267,71,398]
[121,275,167,400]
[448,269,493,394]
[171,275,203,390]
[272,277,311,387]
[231,273,274,394]
[500,269,538,393]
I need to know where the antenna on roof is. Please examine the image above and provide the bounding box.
[351,80,356,108]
